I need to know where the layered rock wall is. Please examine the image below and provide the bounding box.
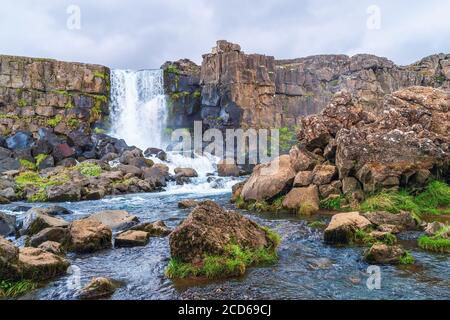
[0,55,110,137]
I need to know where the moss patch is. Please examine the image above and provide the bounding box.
[354,229,397,246]
[236,195,286,213]
[76,162,102,177]
[47,115,62,128]
[15,171,69,202]
[19,159,36,171]
[399,251,415,265]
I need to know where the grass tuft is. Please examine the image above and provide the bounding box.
[418,226,450,253]
[399,251,415,265]
[0,280,37,298]
[76,162,102,177]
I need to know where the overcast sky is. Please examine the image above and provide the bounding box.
[1,0,449,69]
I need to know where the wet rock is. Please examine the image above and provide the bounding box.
[169,201,275,264]
[144,147,167,161]
[364,244,407,265]
[115,230,150,248]
[131,220,171,237]
[241,155,295,201]
[361,211,417,231]
[142,165,168,188]
[78,277,121,300]
[324,212,373,244]
[18,247,69,281]
[282,185,320,215]
[0,236,20,280]
[377,224,401,234]
[0,195,11,204]
[44,206,73,216]
[11,206,32,212]
[231,181,246,203]
[293,171,314,187]
[23,210,69,236]
[0,212,16,237]
[6,131,33,150]
[68,219,112,253]
[119,148,144,165]
[217,159,240,177]
[38,241,65,256]
[58,158,77,167]
[28,227,70,248]
[88,210,139,231]
[178,199,199,209]
[174,167,198,178]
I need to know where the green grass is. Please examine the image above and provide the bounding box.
[418,226,450,253]
[35,154,48,168]
[47,115,62,128]
[166,64,180,75]
[94,127,106,134]
[19,159,36,171]
[235,195,285,213]
[360,181,450,217]
[17,99,27,107]
[276,127,297,154]
[67,118,79,129]
[76,162,102,177]
[320,195,345,210]
[399,251,415,265]
[166,227,280,280]
[308,221,327,229]
[0,280,37,298]
[354,229,397,246]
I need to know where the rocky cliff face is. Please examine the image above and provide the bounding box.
[163,41,450,131]
[0,55,110,137]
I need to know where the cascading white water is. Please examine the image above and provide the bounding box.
[110,69,167,150]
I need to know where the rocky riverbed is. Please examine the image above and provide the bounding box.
[1,190,449,300]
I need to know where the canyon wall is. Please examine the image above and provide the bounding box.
[163,40,450,131]
[0,55,110,137]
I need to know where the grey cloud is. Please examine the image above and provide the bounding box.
[0,0,449,69]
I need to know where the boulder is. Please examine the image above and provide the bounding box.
[52,143,76,162]
[31,139,53,157]
[44,206,73,216]
[142,166,168,188]
[0,212,16,237]
[178,199,199,209]
[282,185,320,215]
[0,157,21,173]
[231,181,246,203]
[143,147,167,161]
[324,212,373,244]
[289,146,321,172]
[342,177,361,195]
[319,180,342,198]
[217,159,240,177]
[46,183,82,202]
[293,171,314,187]
[6,131,33,150]
[0,195,11,204]
[114,230,150,248]
[28,227,70,248]
[78,277,120,300]
[312,165,338,185]
[174,167,198,178]
[169,201,275,263]
[130,220,171,237]
[241,155,296,201]
[23,211,69,236]
[119,148,144,165]
[18,247,69,281]
[361,211,417,231]
[127,157,153,169]
[117,164,142,177]
[68,219,112,253]
[0,236,20,280]
[88,210,139,231]
[364,244,407,265]
[37,155,55,170]
[38,241,65,256]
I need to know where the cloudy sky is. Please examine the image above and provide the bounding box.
[1,0,449,69]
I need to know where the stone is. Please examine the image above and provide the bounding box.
[28,227,70,248]
[342,177,361,195]
[0,236,20,280]
[293,171,314,187]
[130,220,172,237]
[282,185,320,215]
[142,166,168,188]
[44,206,73,216]
[68,219,112,253]
[361,211,417,231]
[0,212,16,237]
[0,196,11,204]
[143,147,167,161]
[231,181,246,203]
[319,180,342,198]
[119,148,144,165]
[117,164,142,177]
[289,146,320,173]
[88,210,139,231]
[18,247,69,281]
[324,212,373,244]
[169,201,276,263]
[178,199,199,209]
[312,165,338,185]
[241,155,295,201]
[23,211,69,236]
[52,143,76,162]
[37,155,55,170]
[38,241,65,256]
[0,157,21,173]
[46,183,81,202]
[424,222,447,236]
[217,159,240,177]
[114,230,150,248]
[78,277,120,300]
[174,167,198,178]
[6,131,33,150]
[364,244,407,265]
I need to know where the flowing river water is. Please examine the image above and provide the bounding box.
[2,188,449,300]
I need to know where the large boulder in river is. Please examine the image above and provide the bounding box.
[23,210,69,236]
[169,201,276,264]
[282,185,320,215]
[361,211,417,231]
[18,247,69,281]
[130,220,171,237]
[241,155,296,201]
[88,210,139,231]
[28,227,70,248]
[68,219,112,253]
[324,212,373,244]
[78,277,121,300]
[114,230,150,248]
[364,244,409,265]
[174,167,198,178]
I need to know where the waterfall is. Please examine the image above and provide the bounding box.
[109,69,167,150]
